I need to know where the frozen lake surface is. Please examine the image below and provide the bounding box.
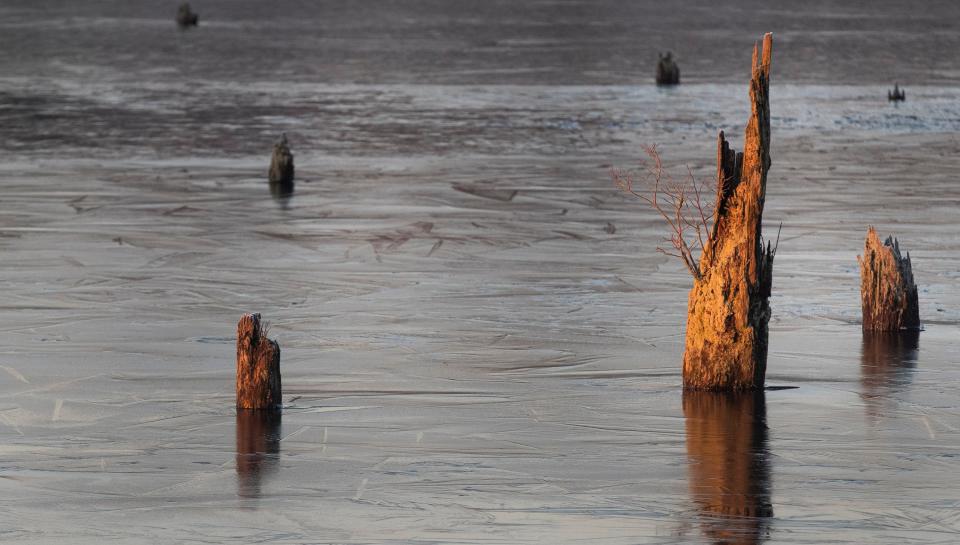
[1,1,959,543]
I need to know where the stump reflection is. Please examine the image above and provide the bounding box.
[860,330,919,422]
[269,180,295,209]
[235,411,282,500]
[684,391,772,545]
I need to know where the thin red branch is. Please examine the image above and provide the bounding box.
[611,146,715,280]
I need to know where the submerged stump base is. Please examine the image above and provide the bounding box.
[858,227,920,332]
[682,34,775,391]
[236,313,282,410]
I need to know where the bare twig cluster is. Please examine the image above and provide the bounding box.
[612,145,715,280]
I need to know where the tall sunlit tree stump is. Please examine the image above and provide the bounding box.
[236,313,282,410]
[682,33,775,391]
[857,227,920,331]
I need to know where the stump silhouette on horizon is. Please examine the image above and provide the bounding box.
[857,227,920,332]
[268,134,295,185]
[236,313,282,410]
[656,52,680,85]
[888,83,905,102]
[682,33,775,391]
[176,2,198,27]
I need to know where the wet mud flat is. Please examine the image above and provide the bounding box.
[2,2,960,544]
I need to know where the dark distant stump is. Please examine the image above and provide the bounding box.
[236,313,282,410]
[176,2,199,27]
[268,134,295,185]
[887,83,905,102]
[857,227,920,332]
[656,52,680,85]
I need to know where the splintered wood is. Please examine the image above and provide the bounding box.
[682,33,775,391]
[236,313,282,410]
[858,227,920,331]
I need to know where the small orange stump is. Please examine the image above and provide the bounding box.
[236,313,282,410]
[857,227,920,332]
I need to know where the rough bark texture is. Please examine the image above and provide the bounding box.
[236,313,282,410]
[682,33,774,391]
[176,3,198,27]
[236,410,281,498]
[857,227,920,331]
[684,391,772,543]
[268,135,295,184]
[656,52,680,85]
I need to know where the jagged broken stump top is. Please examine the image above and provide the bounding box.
[858,227,920,332]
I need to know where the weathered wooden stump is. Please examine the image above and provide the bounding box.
[684,390,772,541]
[682,33,775,391]
[857,227,920,332]
[268,134,295,185]
[176,2,199,27]
[236,313,282,410]
[888,83,905,102]
[656,52,680,85]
